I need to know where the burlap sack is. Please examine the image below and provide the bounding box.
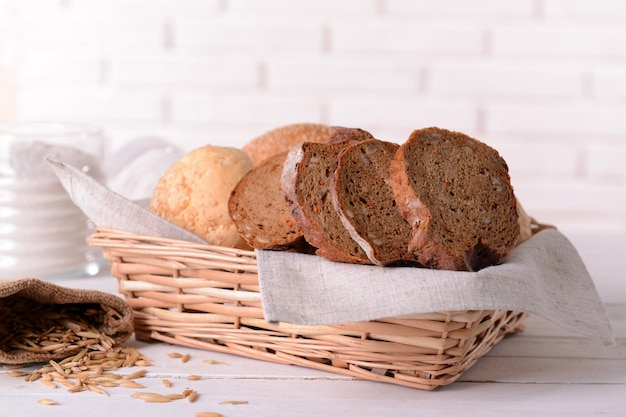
[0,278,133,364]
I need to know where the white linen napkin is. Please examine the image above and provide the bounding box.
[46,158,205,243]
[257,229,615,345]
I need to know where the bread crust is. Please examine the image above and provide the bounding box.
[243,123,333,167]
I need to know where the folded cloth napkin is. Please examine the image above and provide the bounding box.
[257,229,615,345]
[46,157,204,243]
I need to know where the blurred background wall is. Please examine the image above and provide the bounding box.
[1,0,625,235]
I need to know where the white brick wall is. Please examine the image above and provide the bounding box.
[1,0,625,234]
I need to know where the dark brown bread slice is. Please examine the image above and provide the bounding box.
[281,127,375,264]
[228,151,309,251]
[389,127,520,271]
[243,123,333,167]
[331,139,421,266]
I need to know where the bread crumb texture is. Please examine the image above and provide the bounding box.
[150,145,253,248]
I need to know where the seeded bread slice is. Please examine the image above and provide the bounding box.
[331,139,421,266]
[281,127,375,264]
[243,123,333,167]
[228,151,310,251]
[389,127,520,271]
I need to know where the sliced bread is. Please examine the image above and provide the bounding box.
[281,127,375,264]
[331,139,421,266]
[389,127,520,271]
[228,151,310,251]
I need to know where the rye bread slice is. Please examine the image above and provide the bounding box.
[389,127,520,271]
[243,123,333,167]
[228,151,311,251]
[331,139,421,266]
[281,127,375,264]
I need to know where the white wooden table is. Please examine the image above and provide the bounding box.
[2,232,625,417]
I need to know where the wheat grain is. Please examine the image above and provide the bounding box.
[41,380,58,389]
[131,392,165,400]
[25,372,42,382]
[49,360,66,375]
[120,380,145,389]
[186,389,199,403]
[87,384,109,396]
[202,359,226,365]
[20,346,152,397]
[125,369,148,380]
[131,392,176,403]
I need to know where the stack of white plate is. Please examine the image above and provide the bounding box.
[0,175,98,279]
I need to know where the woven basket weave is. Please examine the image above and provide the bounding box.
[90,227,527,390]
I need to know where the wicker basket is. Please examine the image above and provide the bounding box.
[90,227,527,390]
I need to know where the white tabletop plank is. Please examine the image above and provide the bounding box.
[2,303,624,417]
[2,376,625,417]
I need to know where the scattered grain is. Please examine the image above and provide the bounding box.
[202,359,227,365]
[87,384,109,396]
[25,372,42,382]
[120,381,145,389]
[49,360,66,375]
[131,389,200,404]
[187,390,199,403]
[125,369,148,380]
[41,380,58,389]
[144,397,172,403]
[37,399,58,406]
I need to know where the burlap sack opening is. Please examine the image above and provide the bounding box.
[0,278,133,364]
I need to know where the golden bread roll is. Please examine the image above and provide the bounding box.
[150,145,252,249]
[243,123,333,167]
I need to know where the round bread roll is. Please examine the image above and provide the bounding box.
[243,123,333,167]
[150,145,252,249]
